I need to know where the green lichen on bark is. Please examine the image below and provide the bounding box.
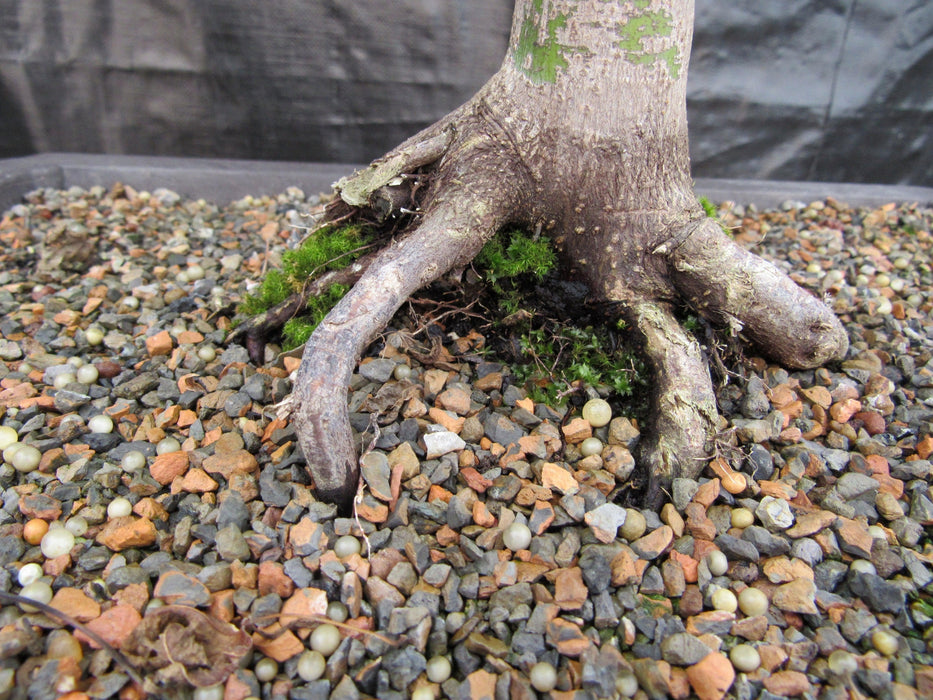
[615,2,681,79]
[514,0,582,84]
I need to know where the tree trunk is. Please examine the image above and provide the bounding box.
[290,0,848,511]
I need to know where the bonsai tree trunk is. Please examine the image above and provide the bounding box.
[290,0,848,510]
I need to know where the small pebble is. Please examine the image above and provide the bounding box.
[827,649,858,675]
[297,650,326,682]
[107,497,133,519]
[712,587,738,612]
[88,414,114,434]
[580,436,603,457]
[76,364,99,384]
[17,562,43,587]
[192,685,224,700]
[326,601,348,623]
[65,516,88,537]
[85,327,104,345]
[19,581,53,610]
[11,444,41,473]
[872,629,898,656]
[46,629,83,661]
[738,587,769,617]
[53,372,76,389]
[0,425,19,449]
[40,526,75,558]
[582,398,612,427]
[197,346,216,362]
[850,559,877,575]
[426,655,452,683]
[333,535,361,558]
[529,661,558,692]
[121,450,147,473]
[309,624,341,656]
[503,522,533,551]
[706,550,729,576]
[730,644,761,672]
[156,437,181,454]
[23,518,49,545]
[619,509,647,540]
[731,507,754,529]
[254,657,278,682]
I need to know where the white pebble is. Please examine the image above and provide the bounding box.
[107,497,133,519]
[730,644,761,672]
[197,346,216,362]
[65,517,88,537]
[192,685,224,700]
[393,364,412,380]
[11,444,41,473]
[738,587,769,617]
[615,671,638,697]
[582,398,612,427]
[333,535,361,558]
[41,527,75,558]
[66,356,85,368]
[76,364,99,384]
[0,426,18,450]
[85,327,104,346]
[53,372,76,389]
[88,414,114,434]
[296,650,326,682]
[426,655,452,683]
[187,264,205,280]
[529,662,558,692]
[17,562,43,587]
[410,688,434,700]
[579,437,603,457]
[326,601,348,623]
[502,522,532,551]
[850,559,877,575]
[309,624,341,656]
[827,649,858,675]
[19,580,53,610]
[872,629,898,656]
[121,450,147,473]
[706,550,729,576]
[254,657,278,682]
[711,587,738,613]
[731,507,755,529]
[156,437,181,455]
[620,509,647,541]
[121,295,140,310]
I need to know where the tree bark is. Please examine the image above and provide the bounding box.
[289,0,848,511]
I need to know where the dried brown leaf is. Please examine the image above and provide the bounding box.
[121,605,251,691]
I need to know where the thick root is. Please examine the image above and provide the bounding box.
[668,218,849,368]
[626,300,719,508]
[291,171,514,511]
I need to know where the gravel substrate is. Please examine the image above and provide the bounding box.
[0,183,932,700]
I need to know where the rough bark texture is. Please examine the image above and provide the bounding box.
[291,0,848,511]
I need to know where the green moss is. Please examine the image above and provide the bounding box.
[238,223,372,349]
[239,269,290,316]
[476,228,557,284]
[516,324,646,407]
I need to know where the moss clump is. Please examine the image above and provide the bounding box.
[476,228,557,283]
[239,224,372,349]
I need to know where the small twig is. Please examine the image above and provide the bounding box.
[354,413,381,559]
[0,590,145,687]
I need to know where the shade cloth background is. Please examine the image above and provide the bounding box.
[1,0,930,185]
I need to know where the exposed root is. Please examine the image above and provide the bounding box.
[292,157,518,510]
[669,218,849,368]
